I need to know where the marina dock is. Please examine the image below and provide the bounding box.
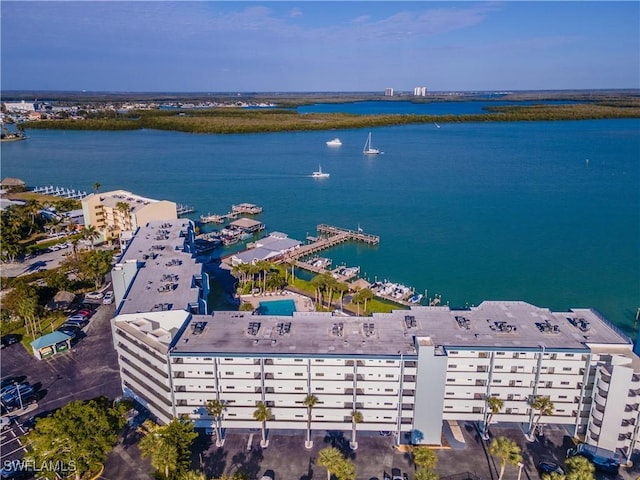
[200,203,263,224]
[177,204,195,216]
[281,224,379,263]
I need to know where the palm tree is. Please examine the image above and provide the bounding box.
[138,420,178,479]
[565,455,595,480]
[414,469,440,480]
[80,225,100,249]
[484,396,504,436]
[488,436,522,480]
[180,471,207,480]
[205,399,226,446]
[23,199,41,236]
[336,282,349,310]
[350,410,363,449]
[530,395,554,436]
[412,446,438,470]
[93,182,101,194]
[360,288,374,313]
[115,201,131,230]
[253,401,271,448]
[310,274,325,307]
[317,447,344,480]
[302,394,318,448]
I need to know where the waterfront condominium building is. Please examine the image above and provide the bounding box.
[81,189,177,245]
[111,290,640,460]
[110,219,209,316]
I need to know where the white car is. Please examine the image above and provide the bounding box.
[103,291,114,305]
[0,416,11,430]
[85,291,104,300]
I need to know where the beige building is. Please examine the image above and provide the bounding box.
[81,190,177,244]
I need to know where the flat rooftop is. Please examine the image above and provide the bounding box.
[170,301,631,357]
[118,219,202,315]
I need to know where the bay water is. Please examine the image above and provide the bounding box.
[2,116,638,337]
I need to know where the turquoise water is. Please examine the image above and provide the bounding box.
[2,117,638,336]
[258,299,297,316]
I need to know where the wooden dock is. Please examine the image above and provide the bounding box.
[281,224,379,263]
[200,203,263,224]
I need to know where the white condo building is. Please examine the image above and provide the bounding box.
[110,231,640,463]
[413,87,427,97]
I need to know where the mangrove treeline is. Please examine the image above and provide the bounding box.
[23,102,640,135]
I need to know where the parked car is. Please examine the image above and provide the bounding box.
[66,314,89,324]
[0,382,29,398]
[62,320,86,330]
[2,384,34,407]
[57,327,79,339]
[567,444,621,474]
[0,376,25,390]
[539,461,565,474]
[1,334,21,349]
[102,291,114,305]
[84,291,104,300]
[0,416,11,430]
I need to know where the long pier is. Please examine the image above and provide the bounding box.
[281,224,379,263]
[200,203,263,224]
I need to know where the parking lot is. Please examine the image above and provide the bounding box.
[0,301,122,470]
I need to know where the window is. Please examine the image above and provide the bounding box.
[204,371,213,375]
[294,372,303,377]
[295,387,303,391]
[559,395,567,399]
[225,372,234,375]
[384,388,394,392]
[563,367,572,371]
[561,381,570,385]
[316,387,324,391]
[294,359,303,362]
[316,373,325,377]
[385,374,394,378]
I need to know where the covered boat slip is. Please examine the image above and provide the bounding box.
[30,331,72,360]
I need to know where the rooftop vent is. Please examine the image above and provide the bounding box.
[455,316,471,330]
[191,321,207,335]
[569,317,590,332]
[488,320,517,333]
[404,315,417,329]
[535,320,560,334]
[331,322,344,337]
[247,321,261,336]
[363,322,375,337]
[277,322,291,336]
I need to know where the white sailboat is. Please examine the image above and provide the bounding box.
[312,164,330,178]
[362,132,381,155]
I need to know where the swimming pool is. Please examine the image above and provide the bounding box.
[258,299,296,316]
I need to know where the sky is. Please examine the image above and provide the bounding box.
[1,1,639,93]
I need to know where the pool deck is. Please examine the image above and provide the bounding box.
[240,291,315,312]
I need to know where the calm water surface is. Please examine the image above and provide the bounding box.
[3,118,638,336]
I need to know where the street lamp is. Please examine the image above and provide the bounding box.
[14,382,23,410]
[517,462,524,480]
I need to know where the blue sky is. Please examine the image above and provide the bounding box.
[2,1,638,92]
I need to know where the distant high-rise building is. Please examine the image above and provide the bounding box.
[384,88,394,97]
[413,87,427,97]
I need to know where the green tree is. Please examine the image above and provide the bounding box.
[80,224,100,249]
[310,274,325,307]
[253,401,271,447]
[413,446,438,469]
[530,395,555,435]
[303,394,318,447]
[93,182,101,193]
[78,249,112,288]
[334,457,356,480]
[138,418,198,480]
[25,397,127,480]
[336,282,349,310]
[541,472,566,480]
[350,410,363,448]
[414,469,440,480]
[44,268,70,292]
[205,399,226,445]
[485,396,504,435]
[317,447,344,480]
[565,455,596,480]
[180,471,207,480]
[116,201,131,230]
[488,436,522,480]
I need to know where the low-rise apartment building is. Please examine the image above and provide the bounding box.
[81,189,177,244]
[112,299,640,460]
